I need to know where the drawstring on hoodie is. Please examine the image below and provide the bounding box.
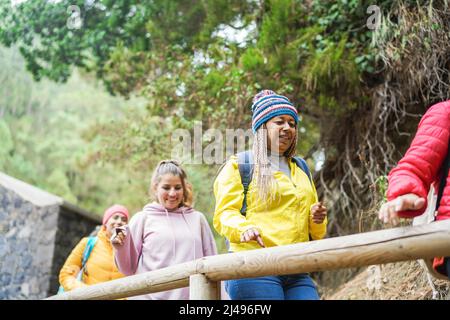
[181,208,196,261]
[164,207,197,263]
[148,203,197,264]
[164,208,177,265]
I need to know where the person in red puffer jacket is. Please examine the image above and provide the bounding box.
[378,101,450,278]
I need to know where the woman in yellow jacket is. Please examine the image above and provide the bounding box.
[214,90,327,300]
[58,205,129,291]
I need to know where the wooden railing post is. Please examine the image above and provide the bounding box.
[189,274,220,300]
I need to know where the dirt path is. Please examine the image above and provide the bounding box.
[323,261,449,300]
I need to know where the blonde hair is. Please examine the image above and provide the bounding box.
[149,160,193,207]
[252,124,298,204]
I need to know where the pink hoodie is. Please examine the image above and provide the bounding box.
[112,202,218,300]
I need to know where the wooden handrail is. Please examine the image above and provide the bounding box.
[46,219,450,300]
[47,261,198,300]
[198,219,450,281]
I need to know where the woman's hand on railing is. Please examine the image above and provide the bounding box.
[240,227,265,248]
[110,226,127,246]
[311,201,327,224]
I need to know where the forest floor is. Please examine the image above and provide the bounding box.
[320,260,450,300]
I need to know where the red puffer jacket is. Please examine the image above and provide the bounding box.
[386,101,450,275]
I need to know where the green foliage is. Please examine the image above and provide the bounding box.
[296,115,320,162]
[4,0,433,244]
[240,47,265,72]
[0,0,256,86]
[0,0,385,131]
[0,45,147,216]
[258,0,292,50]
[303,37,350,89]
[46,169,77,204]
[301,38,360,114]
[204,70,228,96]
[0,120,13,156]
[375,175,389,202]
[0,0,379,219]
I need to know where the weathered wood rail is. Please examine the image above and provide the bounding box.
[46,219,450,300]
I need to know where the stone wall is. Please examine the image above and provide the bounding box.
[0,185,59,299]
[0,173,101,299]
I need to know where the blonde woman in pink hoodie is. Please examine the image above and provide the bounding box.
[111,160,218,299]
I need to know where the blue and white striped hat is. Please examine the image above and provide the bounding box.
[251,90,299,133]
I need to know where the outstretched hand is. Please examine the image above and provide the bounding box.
[378,193,426,226]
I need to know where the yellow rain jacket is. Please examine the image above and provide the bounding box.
[59,228,125,291]
[213,155,327,252]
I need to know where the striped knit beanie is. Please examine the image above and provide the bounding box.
[251,90,298,133]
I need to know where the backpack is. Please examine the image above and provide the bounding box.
[431,138,450,278]
[57,236,98,294]
[415,138,450,281]
[218,150,313,216]
[436,139,450,214]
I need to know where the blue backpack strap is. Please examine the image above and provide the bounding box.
[237,151,253,216]
[58,236,97,294]
[81,236,97,267]
[292,156,312,185]
[236,153,312,215]
[292,157,314,242]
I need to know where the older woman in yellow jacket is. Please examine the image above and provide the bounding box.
[214,90,327,300]
[58,205,129,291]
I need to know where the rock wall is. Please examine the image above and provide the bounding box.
[0,185,59,299]
[0,173,101,299]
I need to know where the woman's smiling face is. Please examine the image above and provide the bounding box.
[155,174,184,210]
[266,115,296,154]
